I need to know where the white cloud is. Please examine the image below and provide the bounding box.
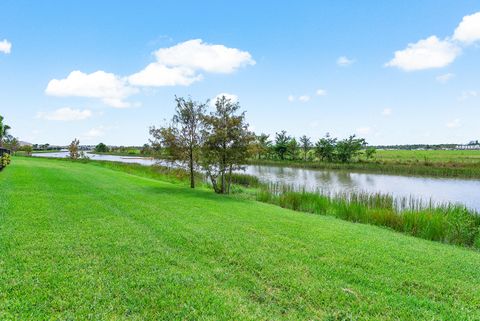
[299,95,310,102]
[128,63,202,87]
[212,92,239,106]
[46,70,138,108]
[337,56,355,67]
[381,108,392,116]
[446,118,461,128]
[458,90,478,101]
[386,36,461,71]
[154,39,255,73]
[316,89,327,96]
[37,107,92,121]
[128,39,255,88]
[436,73,455,83]
[453,12,480,44]
[0,39,12,54]
[356,127,372,135]
[287,95,295,102]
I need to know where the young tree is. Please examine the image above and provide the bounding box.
[251,133,272,159]
[299,135,312,161]
[0,115,11,147]
[68,138,80,160]
[274,130,290,160]
[365,147,376,160]
[22,145,33,156]
[335,135,366,163]
[287,137,300,160]
[314,133,337,162]
[150,96,207,188]
[201,96,254,194]
[94,142,109,153]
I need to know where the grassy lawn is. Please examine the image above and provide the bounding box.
[1,157,480,320]
[375,149,480,164]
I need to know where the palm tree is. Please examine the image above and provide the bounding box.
[0,115,11,147]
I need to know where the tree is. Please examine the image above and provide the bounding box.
[287,137,300,160]
[0,115,11,147]
[201,95,254,194]
[68,138,80,160]
[299,135,312,161]
[314,133,337,162]
[150,96,207,188]
[95,142,109,153]
[365,147,376,160]
[250,133,272,159]
[22,145,33,156]
[274,130,290,160]
[4,136,19,154]
[335,135,366,163]
[140,143,152,155]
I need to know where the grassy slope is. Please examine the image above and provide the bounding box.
[1,158,480,320]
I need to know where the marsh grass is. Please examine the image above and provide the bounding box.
[256,183,480,248]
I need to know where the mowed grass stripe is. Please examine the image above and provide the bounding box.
[0,157,479,320]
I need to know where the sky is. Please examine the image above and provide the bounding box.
[0,0,480,146]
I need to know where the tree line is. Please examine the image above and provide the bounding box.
[250,132,375,163]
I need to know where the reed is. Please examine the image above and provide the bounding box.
[256,183,480,248]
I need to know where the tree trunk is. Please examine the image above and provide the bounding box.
[227,164,233,194]
[189,147,195,188]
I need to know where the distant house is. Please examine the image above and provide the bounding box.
[456,141,480,150]
[19,141,33,147]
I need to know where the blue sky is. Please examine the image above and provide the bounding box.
[1,1,479,146]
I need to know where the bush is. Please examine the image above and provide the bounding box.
[1,153,11,169]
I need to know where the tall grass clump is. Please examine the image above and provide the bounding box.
[256,183,480,248]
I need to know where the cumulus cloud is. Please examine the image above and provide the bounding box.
[385,36,461,71]
[446,118,461,128]
[154,39,255,73]
[337,56,355,67]
[128,63,202,87]
[316,89,327,96]
[453,12,480,44]
[436,73,455,83]
[0,39,12,54]
[381,108,392,116]
[129,39,255,88]
[287,95,295,102]
[298,95,310,102]
[37,107,92,121]
[386,12,480,71]
[45,70,138,108]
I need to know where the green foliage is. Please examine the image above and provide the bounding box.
[0,115,11,147]
[94,142,109,153]
[365,146,376,160]
[274,130,290,160]
[201,95,254,194]
[314,133,337,161]
[335,135,366,162]
[68,138,80,160]
[1,153,11,168]
[299,135,312,161]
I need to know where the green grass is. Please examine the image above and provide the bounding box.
[1,157,480,320]
[256,184,480,248]
[375,149,480,164]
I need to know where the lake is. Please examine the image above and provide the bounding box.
[33,151,480,211]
